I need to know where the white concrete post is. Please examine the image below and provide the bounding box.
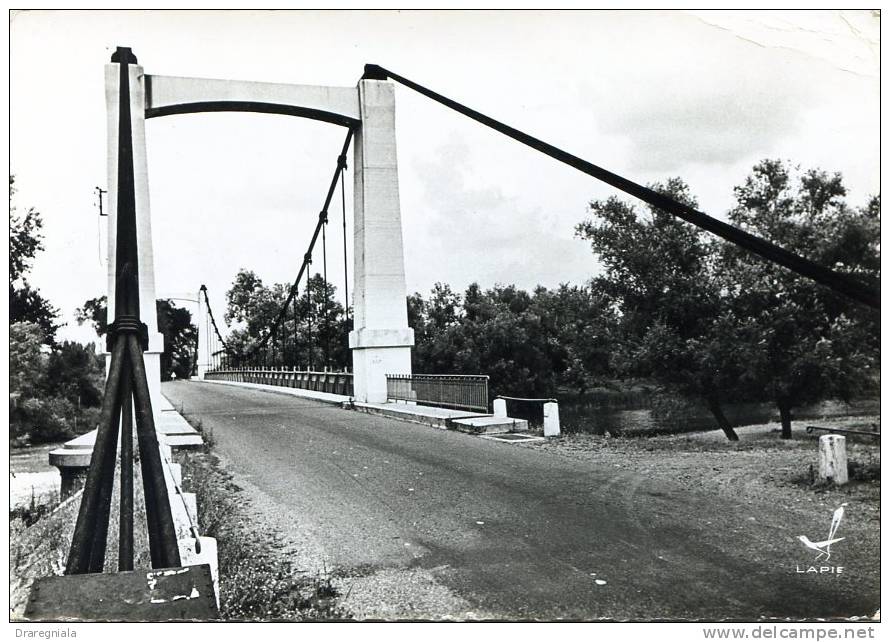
[178,537,219,608]
[349,79,414,403]
[196,287,211,379]
[818,434,848,485]
[493,398,507,418]
[105,56,165,413]
[543,401,561,437]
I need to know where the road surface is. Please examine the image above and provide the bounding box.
[163,380,874,620]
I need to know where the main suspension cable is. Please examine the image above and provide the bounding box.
[200,285,230,352]
[362,64,879,310]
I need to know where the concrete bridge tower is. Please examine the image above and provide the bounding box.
[105,52,414,405]
[349,77,415,403]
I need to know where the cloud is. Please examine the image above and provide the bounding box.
[402,139,596,295]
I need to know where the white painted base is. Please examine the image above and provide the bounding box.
[493,398,507,418]
[350,344,412,404]
[178,537,219,608]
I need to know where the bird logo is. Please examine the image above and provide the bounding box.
[797,503,848,562]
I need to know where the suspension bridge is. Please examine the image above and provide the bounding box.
[24,47,879,621]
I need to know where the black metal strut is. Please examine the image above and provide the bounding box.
[67,47,181,575]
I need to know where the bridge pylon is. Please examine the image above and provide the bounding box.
[349,78,415,403]
[104,50,165,412]
[196,285,211,379]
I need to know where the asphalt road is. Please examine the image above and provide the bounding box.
[163,381,873,620]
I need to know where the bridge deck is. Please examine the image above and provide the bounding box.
[198,378,528,434]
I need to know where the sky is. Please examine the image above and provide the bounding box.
[9,9,880,346]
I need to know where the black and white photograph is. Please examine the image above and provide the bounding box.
[7,7,881,635]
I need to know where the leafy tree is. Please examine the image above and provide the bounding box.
[10,322,46,403]
[409,281,617,400]
[157,300,198,380]
[9,176,58,342]
[75,295,198,381]
[74,296,108,337]
[224,269,350,370]
[720,160,880,438]
[45,341,105,408]
[531,283,617,395]
[9,322,94,445]
[577,178,744,440]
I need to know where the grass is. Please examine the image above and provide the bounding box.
[178,447,350,621]
[10,488,60,527]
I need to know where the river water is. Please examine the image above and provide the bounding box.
[505,395,880,436]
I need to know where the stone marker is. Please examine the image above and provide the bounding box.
[493,398,507,418]
[817,434,848,485]
[543,401,561,437]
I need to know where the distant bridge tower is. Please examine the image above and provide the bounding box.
[196,286,212,380]
[105,50,413,403]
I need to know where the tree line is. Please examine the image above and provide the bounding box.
[10,177,104,444]
[219,160,878,440]
[10,158,879,444]
[410,160,879,440]
[9,177,198,444]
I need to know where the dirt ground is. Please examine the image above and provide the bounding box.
[524,415,880,518]
[521,414,880,618]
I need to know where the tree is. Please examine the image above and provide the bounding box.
[577,178,744,440]
[224,269,350,370]
[75,295,198,381]
[9,176,58,342]
[408,281,617,400]
[9,322,93,445]
[45,341,105,408]
[157,300,198,380]
[530,283,617,395]
[720,160,880,438]
[74,296,108,337]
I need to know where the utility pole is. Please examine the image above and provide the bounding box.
[95,186,108,216]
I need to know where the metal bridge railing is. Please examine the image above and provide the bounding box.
[386,374,489,413]
[206,367,353,397]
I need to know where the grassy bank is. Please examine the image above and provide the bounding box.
[178,446,349,621]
